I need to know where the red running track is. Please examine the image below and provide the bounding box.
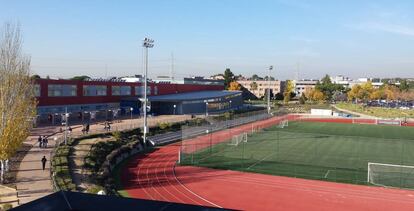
[121,116,414,210]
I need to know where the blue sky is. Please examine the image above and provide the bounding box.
[1,0,414,80]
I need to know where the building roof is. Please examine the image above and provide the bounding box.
[12,191,229,211]
[145,90,241,102]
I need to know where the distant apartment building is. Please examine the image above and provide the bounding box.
[237,80,283,98]
[294,80,319,96]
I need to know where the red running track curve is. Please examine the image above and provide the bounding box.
[121,116,414,210]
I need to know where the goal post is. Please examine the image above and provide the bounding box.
[228,132,248,146]
[367,162,414,189]
[278,120,289,128]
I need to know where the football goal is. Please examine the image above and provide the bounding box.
[367,162,414,189]
[278,120,289,128]
[229,132,248,146]
[376,119,402,126]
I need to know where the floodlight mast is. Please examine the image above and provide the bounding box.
[142,37,154,146]
[268,65,273,114]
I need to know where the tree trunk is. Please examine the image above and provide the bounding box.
[0,160,4,183]
[5,159,9,172]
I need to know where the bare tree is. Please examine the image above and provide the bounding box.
[0,22,37,183]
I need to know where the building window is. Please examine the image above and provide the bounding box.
[48,84,77,97]
[120,86,131,95]
[134,86,151,96]
[112,86,121,95]
[154,86,158,95]
[135,86,143,96]
[112,86,132,96]
[34,84,41,97]
[83,85,107,96]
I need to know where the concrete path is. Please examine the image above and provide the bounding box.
[13,115,192,205]
[14,126,60,205]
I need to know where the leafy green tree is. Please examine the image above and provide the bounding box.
[250,81,258,90]
[400,79,409,91]
[250,74,263,80]
[71,75,91,81]
[315,74,345,100]
[30,74,41,80]
[223,68,235,89]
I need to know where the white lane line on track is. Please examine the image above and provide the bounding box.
[172,163,223,208]
[146,151,168,201]
[163,148,205,205]
[184,171,414,204]
[154,149,184,203]
[198,170,414,199]
[136,157,154,200]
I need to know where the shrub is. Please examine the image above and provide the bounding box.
[2,203,13,210]
[86,185,105,194]
[112,131,122,141]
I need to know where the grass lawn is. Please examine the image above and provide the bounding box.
[336,102,414,118]
[181,121,414,188]
[112,156,134,197]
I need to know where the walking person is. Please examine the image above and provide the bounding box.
[44,137,48,148]
[38,136,42,148]
[41,156,47,171]
[86,123,90,134]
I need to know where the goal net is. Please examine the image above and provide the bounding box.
[376,119,402,126]
[228,132,248,146]
[367,162,414,189]
[278,120,289,128]
[352,118,376,125]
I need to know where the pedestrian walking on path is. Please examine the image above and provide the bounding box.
[41,156,47,171]
[38,136,42,148]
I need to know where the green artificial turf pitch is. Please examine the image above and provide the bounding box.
[180,121,414,187]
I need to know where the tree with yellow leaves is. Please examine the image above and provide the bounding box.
[228,81,241,91]
[0,23,37,183]
[304,87,325,102]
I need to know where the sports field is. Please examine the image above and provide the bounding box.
[180,121,414,188]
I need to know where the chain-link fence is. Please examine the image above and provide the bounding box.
[179,114,414,189]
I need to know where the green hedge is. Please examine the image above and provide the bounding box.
[51,144,76,191]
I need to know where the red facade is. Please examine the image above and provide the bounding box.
[35,79,224,106]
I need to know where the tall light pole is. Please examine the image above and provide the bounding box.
[205,102,209,117]
[64,107,69,145]
[142,37,154,146]
[173,104,176,115]
[130,107,133,120]
[268,66,273,114]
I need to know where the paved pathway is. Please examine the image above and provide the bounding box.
[13,115,191,205]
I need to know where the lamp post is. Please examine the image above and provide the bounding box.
[64,107,69,145]
[205,102,209,117]
[173,104,176,115]
[142,37,154,146]
[229,100,232,110]
[130,107,133,120]
[267,65,273,114]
